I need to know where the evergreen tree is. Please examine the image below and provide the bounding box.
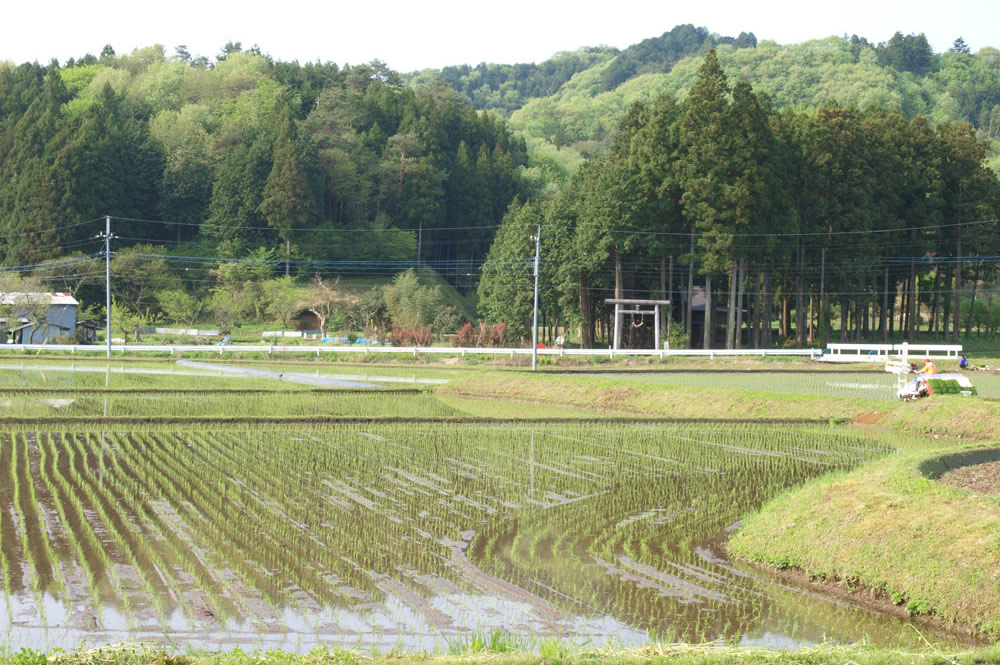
[259,104,319,273]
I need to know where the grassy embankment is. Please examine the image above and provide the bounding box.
[728,442,1000,642]
[8,638,1000,665]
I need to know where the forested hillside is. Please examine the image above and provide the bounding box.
[479,51,1000,349]
[495,30,1000,180]
[2,28,1000,349]
[0,46,526,272]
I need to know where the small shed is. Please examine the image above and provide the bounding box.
[77,319,100,345]
[688,286,727,349]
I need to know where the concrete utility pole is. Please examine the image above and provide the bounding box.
[820,247,826,347]
[531,224,541,371]
[98,216,114,358]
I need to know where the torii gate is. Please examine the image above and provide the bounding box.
[605,298,671,351]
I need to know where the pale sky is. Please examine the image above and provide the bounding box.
[3,0,998,71]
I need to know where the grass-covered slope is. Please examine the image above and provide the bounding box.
[728,444,1000,638]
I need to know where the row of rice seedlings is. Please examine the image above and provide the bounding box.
[0,442,11,623]
[106,432,255,629]
[165,433,348,617]
[8,435,48,625]
[36,433,104,626]
[0,391,455,419]
[18,435,70,616]
[173,433,350,619]
[63,432,172,627]
[183,431,410,610]
[397,423,890,641]
[123,434,306,614]
[0,365,301,391]
[191,433,395,632]
[56,433,135,629]
[6,421,907,645]
[180,428,476,623]
[971,373,1000,398]
[203,423,683,630]
[110,430,246,628]
[622,371,900,400]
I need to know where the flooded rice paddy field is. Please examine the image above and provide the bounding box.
[0,391,459,419]
[0,361,455,391]
[0,423,967,652]
[0,362,309,391]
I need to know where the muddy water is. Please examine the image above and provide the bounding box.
[0,425,973,652]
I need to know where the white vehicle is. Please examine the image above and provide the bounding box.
[886,359,975,401]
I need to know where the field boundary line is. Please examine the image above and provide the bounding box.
[0,387,425,395]
[0,416,835,426]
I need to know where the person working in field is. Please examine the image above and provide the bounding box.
[907,357,939,397]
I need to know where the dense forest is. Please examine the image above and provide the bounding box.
[506,29,1000,181]
[1,28,999,347]
[0,45,526,270]
[479,51,1000,348]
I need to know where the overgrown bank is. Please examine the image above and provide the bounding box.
[729,444,1000,640]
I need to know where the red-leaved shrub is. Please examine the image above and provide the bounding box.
[389,326,433,347]
[450,322,512,347]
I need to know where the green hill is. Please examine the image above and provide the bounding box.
[411,29,1000,181]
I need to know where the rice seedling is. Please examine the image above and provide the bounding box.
[0,389,455,419]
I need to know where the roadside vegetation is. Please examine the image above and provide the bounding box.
[6,639,1000,665]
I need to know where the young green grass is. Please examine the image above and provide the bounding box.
[729,442,1000,639]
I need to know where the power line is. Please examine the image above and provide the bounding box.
[0,217,105,239]
[110,215,502,234]
[548,218,997,238]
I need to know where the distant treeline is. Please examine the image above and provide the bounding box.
[4,30,1000,350]
[478,51,1000,347]
[408,25,759,114]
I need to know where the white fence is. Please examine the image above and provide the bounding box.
[2,342,961,361]
[2,343,823,359]
[261,330,322,339]
[825,342,962,362]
